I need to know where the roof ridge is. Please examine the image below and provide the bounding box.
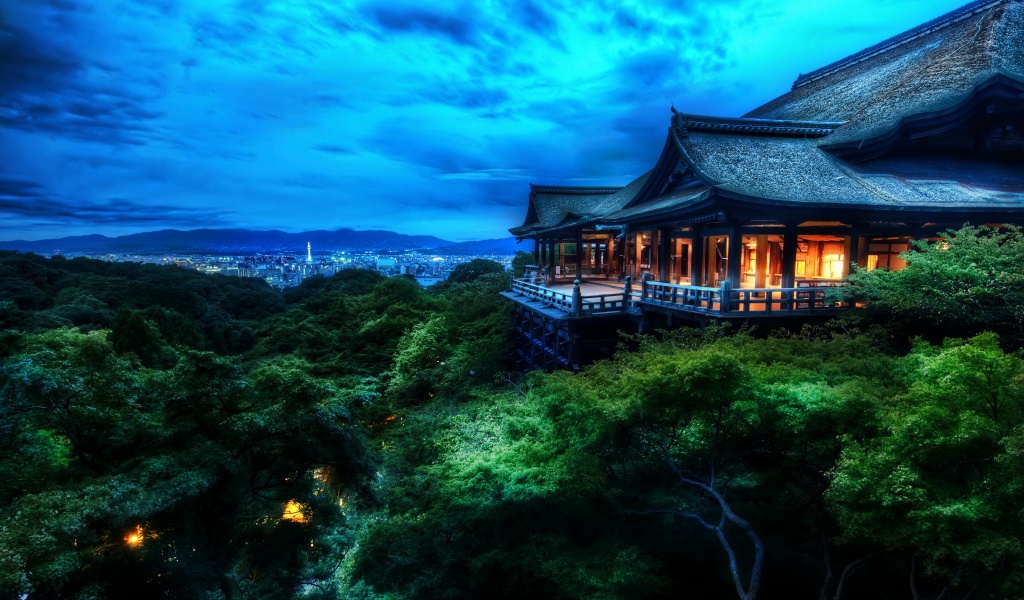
[792,0,1005,89]
[674,113,845,137]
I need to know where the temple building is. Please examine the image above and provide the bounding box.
[506,0,1024,370]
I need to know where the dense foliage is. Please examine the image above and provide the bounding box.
[841,225,1024,345]
[0,254,512,598]
[2,236,1023,599]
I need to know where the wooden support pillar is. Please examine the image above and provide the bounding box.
[630,233,638,280]
[754,234,768,288]
[846,231,859,277]
[607,236,616,278]
[856,235,869,269]
[727,227,743,290]
[782,226,798,288]
[533,238,539,261]
[575,231,583,280]
[658,228,670,282]
[690,228,703,286]
[547,238,556,285]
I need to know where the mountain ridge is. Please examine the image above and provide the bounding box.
[0,228,521,255]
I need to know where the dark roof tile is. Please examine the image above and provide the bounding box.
[745,1,1022,146]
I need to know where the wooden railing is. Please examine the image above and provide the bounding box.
[509,278,637,317]
[575,291,635,316]
[642,282,725,312]
[511,279,575,312]
[510,276,849,318]
[641,280,848,314]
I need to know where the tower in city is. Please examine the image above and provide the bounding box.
[307,241,312,263]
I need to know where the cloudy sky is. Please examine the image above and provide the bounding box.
[0,0,968,242]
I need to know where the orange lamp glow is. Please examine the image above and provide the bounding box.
[281,500,309,523]
[125,525,144,547]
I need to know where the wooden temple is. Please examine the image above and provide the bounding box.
[505,0,1024,370]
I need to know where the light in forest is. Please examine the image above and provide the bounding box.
[281,500,309,523]
[125,525,144,547]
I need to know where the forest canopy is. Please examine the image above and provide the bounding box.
[1,235,1022,599]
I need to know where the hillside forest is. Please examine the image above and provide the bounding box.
[2,225,1023,600]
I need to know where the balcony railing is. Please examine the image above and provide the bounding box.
[509,274,849,318]
[641,280,847,314]
[509,278,637,317]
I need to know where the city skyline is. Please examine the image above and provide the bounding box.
[1,0,969,242]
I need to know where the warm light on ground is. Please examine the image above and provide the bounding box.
[125,525,144,547]
[281,500,309,523]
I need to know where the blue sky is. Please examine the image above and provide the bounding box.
[0,0,968,242]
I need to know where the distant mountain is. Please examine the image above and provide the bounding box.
[435,237,523,255]
[0,228,459,255]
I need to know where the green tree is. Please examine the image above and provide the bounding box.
[445,258,506,284]
[511,250,536,278]
[110,306,164,366]
[351,329,900,600]
[0,331,373,599]
[827,333,1024,597]
[842,225,1024,344]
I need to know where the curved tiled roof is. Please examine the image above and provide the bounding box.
[509,173,651,236]
[677,131,901,205]
[793,0,1003,87]
[603,184,712,223]
[745,0,1024,146]
[675,128,1024,209]
[857,176,1024,207]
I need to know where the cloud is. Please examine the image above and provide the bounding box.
[312,144,356,155]
[364,3,481,46]
[514,0,558,35]
[0,0,974,244]
[418,84,511,111]
[0,176,231,227]
[0,24,79,95]
[439,168,527,182]
[0,20,163,145]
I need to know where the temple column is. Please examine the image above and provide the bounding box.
[754,235,768,288]
[727,227,743,290]
[690,228,703,286]
[846,230,859,277]
[632,235,639,279]
[575,231,583,279]
[782,226,798,288]
[547,238,556,285]
[606,236,616,278]
[533,239,539,262]
[658,227,670,282]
